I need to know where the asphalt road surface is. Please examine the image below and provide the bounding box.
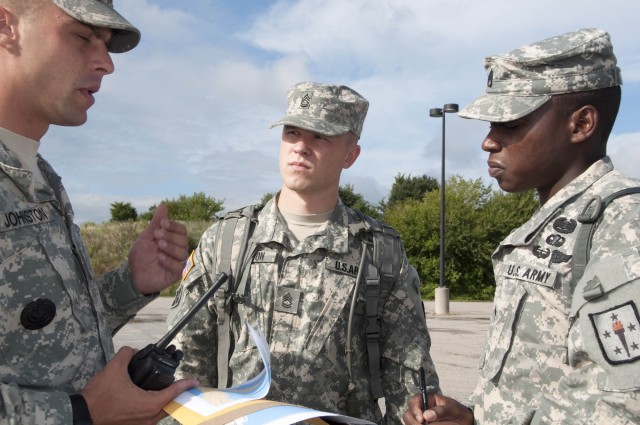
[114,298,492,403]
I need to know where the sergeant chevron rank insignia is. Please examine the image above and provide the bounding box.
[275,287,301,314]
[590,301,640,364]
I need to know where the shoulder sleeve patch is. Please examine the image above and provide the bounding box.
[181,250,195,281]
[589,301,640,365]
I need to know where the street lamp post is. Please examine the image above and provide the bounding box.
[429,103,458,315]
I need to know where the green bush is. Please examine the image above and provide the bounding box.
[81,220,213,297]
[383,173,438,210]
[340,184,382,219]
[385,176,537,300]
[83,178,537,301]
[110,202,137,222]
[141,192,224,222]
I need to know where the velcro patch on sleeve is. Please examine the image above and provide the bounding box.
[589,301,640,365]
[325,258,360,277]
[275,287,302,315]
[181,250,195,281]
[498,261,557,288]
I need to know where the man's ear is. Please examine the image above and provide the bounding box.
[0,6,19,53]
[569,105,598,144]
[343,143,361,170]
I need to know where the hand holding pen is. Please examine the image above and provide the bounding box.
[403,367,474,425]
[419,366,429,424]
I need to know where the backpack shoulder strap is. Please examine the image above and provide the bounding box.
[214,203,260,388]
[349,209,401,400]
[570,187,640,294]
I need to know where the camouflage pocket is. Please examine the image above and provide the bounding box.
[479,282,528,382]
[303,274,355,355]
[589,398,639,425]
[0,237,86,387]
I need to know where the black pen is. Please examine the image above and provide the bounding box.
[419,366,428,411]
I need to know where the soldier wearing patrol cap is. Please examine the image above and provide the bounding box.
[166,81,440,425]
[50,0,141,53]
[405,28,640,425]
[0,1,196,424]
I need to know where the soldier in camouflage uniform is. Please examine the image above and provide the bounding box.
[404,28,640,425]
[167,82,440,424]
[0,1,197,424]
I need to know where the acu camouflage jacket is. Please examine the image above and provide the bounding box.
[168,197,440,425]
[470,157,640,424]
[0,142,150,424]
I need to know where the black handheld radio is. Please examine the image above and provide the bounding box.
[127,272,228,390]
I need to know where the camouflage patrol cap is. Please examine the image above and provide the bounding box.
[51,0,140,53]
[459,28,622,122]
[269,82,369,138]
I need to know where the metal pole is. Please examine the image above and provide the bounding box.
[430,103,457,315]
[440,112,445,289]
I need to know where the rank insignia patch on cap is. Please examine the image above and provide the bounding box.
[300,93,312,108]
[590,301,640,364]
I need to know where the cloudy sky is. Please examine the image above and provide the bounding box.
[41,0,640,223]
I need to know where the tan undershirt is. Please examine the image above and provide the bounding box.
[279,207,334,243]
[0,127,47,186]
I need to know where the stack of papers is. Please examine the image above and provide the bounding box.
[164,325,376,425]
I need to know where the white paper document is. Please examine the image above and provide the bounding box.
[164,325,376,425]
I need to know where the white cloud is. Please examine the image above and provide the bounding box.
[38,0,640,223]
[608,132,640,180]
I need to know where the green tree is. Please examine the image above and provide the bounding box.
[140,192,224,222]
[339,184,382,219]
[384,173,439,210]
[110,201,137,222]
[259,187,379,218]
[260,192,275,206]
[483,190,538,242]
[385,175,537,300]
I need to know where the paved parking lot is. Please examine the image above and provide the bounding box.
[114,298,492,402]
[423,301,491,401]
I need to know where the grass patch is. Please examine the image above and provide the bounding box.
[81,220,212,297]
